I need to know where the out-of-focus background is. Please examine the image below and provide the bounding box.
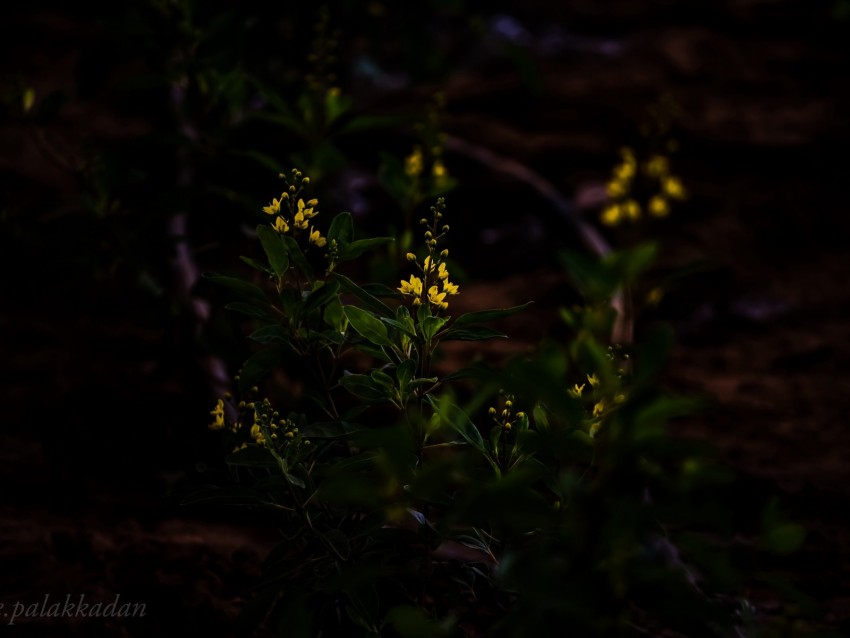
[1,1,849,635]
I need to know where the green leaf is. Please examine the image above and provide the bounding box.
[337,237,394,262]
[428,396,486,454]
[396,359,416,388]
[302,280,340,316]
[381,318,419,340]
[249,324,289,344]
[327,211,354,246]
[421,315,449,342]
[370,369,396,391]
[225,302,275,320]
[204,273,267,303]
[280,235,314,281]
[344,305,392,346]
[256,225,289,277]
[441,326,507,341]
[385,606,453,638]
[340,373,392,402]
[239,256,273,274]
[332,273,393,317]
[452,302,532,327]
[238,347,282,393]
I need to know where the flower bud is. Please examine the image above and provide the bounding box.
[406,253,417,261]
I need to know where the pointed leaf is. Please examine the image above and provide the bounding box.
[256,225,289,277]
[452,302,532,327]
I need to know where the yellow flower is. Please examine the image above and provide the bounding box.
[663,176,686,200]
[298,198,318,220]
[606,179,627,198]
[427,285,448,309]
[589,421,602,438]
[614,162,635,182]
[209,399,225,430]
[587,373,600,387]
[432,160,447,178]
[645,155,669,178]
[309,227,327,247]
[601,204,622,226]
[437,262,449,280]
[623,199,641,220]
[592,400,606,417]
[262,198,281,215]
[648,195,669,217]
[273,216,290,234]
[405,146,424,177]
[568,383,585,399]
[398,275,423,297]
[442,279,459,295]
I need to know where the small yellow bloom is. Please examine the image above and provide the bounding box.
[592,400,606,417]
[663,176,686,200]
[209,399,225,430]
[589,421,602,438]
[262,198,281,215]
[568,383,585,399]
[427,285,448,309]
[645,155,669,178]
[623,199,641,220]
[606,180,627,198]
[614,162,635,182]
[297,198,318,220]
[273,216,290,234]
[442,279,459,295]
[405,146,424,177]
[648,195,669,217]
[437,262,449,280]
[587,373,600,387]
[601,204,621,226]
[309,227,327,247]
[398,275,423,297]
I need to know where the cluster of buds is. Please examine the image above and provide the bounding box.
[262,169,327,248]
[601,147,686,227]
[487,392,526,432]
[248,399,310,450]
[397,198,459,311]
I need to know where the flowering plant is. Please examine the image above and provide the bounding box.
[192,169,750,637]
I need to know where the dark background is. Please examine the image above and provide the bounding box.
[1,1,849,635]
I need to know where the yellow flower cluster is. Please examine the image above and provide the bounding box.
[262,169,327,247]
[569,372,627,438]
[397,199,459,310]
[601,147,686,227]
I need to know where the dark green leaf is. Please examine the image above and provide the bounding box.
[337,237,394,262]
[453,302,532,327]
[256,225,289,277]
[344,305,392,346]
[239,256,273,274]
[238,347,282,393]
[281,235,314,281]
[225,302,275,320]
[249,324,289,344]
[327,211,354,246]
[441,326,507,341]
[332,273,393,317]
[340,373,392,402]
[302,280,340,316]
[428,397,486,453]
